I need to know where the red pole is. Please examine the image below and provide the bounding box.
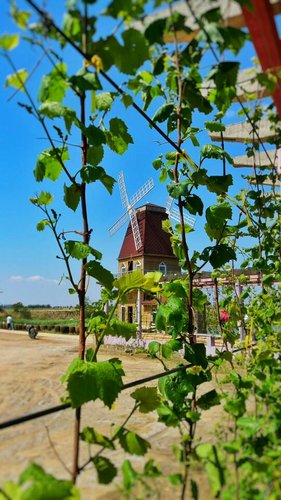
[242,0,281,118]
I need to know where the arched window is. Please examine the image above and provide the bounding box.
[121,263,126,275]
[135,260,141,270]
[159,262,166,275]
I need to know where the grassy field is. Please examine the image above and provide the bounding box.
[0,307,80,329]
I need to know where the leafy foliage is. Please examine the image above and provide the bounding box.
[2,1,280,499]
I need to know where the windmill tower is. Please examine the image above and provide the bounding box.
[109,172,181,330]
[109,171,154,251]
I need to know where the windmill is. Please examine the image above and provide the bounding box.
[109,171,154,250]
[166,195,196,228]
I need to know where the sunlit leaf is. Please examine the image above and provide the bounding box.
[34,147,69,182]
[5,69,28,90]
[131,386,162,413]
[39,102,77,133]
[38,64,68,103]
[0,33,19,50]
[64,241,92,260]
[18,463,80,499]
[61,358,124,408]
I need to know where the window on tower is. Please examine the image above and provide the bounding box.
[121,263,126,275]
[135,260,141,270]
[159,262,166,275]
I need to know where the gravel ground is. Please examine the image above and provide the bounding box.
[0,330,219,499]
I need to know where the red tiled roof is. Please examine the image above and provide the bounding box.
[118,204,175,259]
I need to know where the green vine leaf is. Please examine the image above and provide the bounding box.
[155,297,187,333]
[61,358,124,408]
[92,456,117,484]
[205,121,226,132]
[206,61,239,112]
[80,426,115,449]
[85,260,115,290]
[207,175,233,194]
[69,68,102,92]
[39,102,77,133]
[38,64,68,103]
[108,319,137,340]
[34,147,69,182]
[83,125,106,146]
[148,341,161,356]
[201,244,237,268]
[200,144,233,165]
[184,343,208,369]
[115,29,149,75]
[36,219,50,232]
[5,69,28,90]
[0,33,19,50]
[196,444,225,497]
[17,463,80,499]
[80,165,115,194]
[131,386,162,413]
[157,402,180,427]
[118,429,151,455]
[197,389,220,410]
[30,191,54,206]
[182,78,213,114]
[87,145,104,167]
[62,10,82,46]
[106,118,133,155]
[162,339,182,359]
[94,92,114,111]
[114,270,161,296]
[153,103,174,123]
[144,18,167,45]
[121,460,138,491]
[11,4,31,29]
[64,184,81,211]
[205,202,232,240]
[64,241,92,260]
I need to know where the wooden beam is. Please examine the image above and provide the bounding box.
[201,65,270,102]
[209,118,275,143]
[233,149,278,167]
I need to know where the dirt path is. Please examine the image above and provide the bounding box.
[0,330,217,499]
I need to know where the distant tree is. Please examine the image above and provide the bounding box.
[12,302,24,312]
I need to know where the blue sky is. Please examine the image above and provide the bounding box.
[0,1,275,306]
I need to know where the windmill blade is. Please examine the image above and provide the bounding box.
[166,195,174,214]
[118,171,129,209]
[169,207,196,228]
[128,207,142,250]
[109,211,129,236]
[130,177,154,207]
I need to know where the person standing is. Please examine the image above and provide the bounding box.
[6,315,14,330]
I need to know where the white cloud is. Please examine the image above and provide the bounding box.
[10,275,59,284]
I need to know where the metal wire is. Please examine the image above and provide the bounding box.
[0,362,192,430]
